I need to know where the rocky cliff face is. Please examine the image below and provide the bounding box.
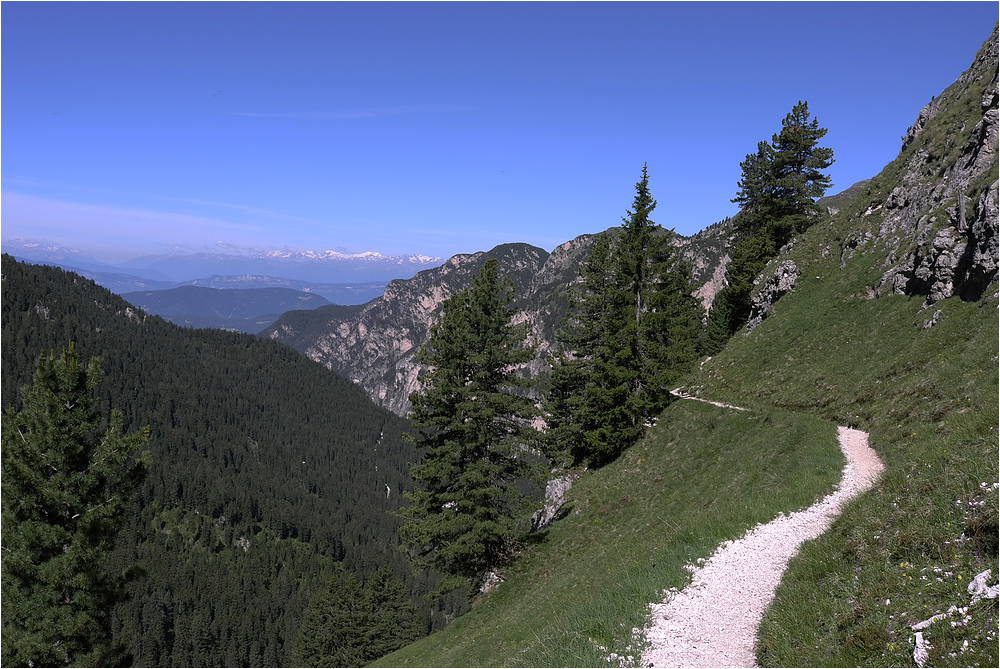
[673,221,733,311]
[846,24,998,306]
[747,260,799,332]
[264,226,729,416]
[748,25,998,328]
[264,243,550,416]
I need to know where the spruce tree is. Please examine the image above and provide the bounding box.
[1,344,150,667]
[546,233,616,465]
[731,141,778,237]
[768,101,835,228]
[396,259,542,593]
[548,165,705,465]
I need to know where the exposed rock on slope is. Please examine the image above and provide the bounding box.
[673,219,733,311]
[264,243,550,416]
[748,25,998,332]
[852,24,998,305]
[746,260,799,332]
[264,226,730,416]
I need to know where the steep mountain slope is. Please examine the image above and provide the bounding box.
[264,243,552,416]
[1,256,461,666]
[692,24,999,667]
[376,23,998,668]
[263,227,731,416]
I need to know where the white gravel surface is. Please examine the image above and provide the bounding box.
[638,412,884,668]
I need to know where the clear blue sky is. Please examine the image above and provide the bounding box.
[2,2,996,263]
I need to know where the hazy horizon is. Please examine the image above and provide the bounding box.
[3,2,996,264]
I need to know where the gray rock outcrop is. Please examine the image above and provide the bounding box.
[530,470,581,532]
[265,227,730,416]
[746,261,799,332]
[860,25,999,305]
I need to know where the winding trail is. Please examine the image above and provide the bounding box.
[639,394,884,668]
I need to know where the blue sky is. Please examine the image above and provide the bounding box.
[2,2,996,263]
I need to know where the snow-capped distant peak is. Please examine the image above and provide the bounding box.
[260,248,438,263]
[7,238,445,284]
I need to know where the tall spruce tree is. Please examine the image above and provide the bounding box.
[396,259,542,593]
[548,165,704,465]
[707,101,833,350]
[1,345,150,667]
[545,233,616,465]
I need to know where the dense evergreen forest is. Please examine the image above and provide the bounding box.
[1,255,462,666]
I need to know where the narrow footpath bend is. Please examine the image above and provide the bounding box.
[639,395,884,668]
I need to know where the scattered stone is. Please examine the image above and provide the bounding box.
[912,611,952,631]
[913,630,931,668]
[922,309,943,329]
[968,568,999,604]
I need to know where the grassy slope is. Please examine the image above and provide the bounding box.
[379,197,996,668]
[378,28,997,667]
[375,401,843,667]
[376,214,996,667]
[686,37,1000,661]
[686,203,998,667]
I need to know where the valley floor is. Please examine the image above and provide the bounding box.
[639,399,884,668]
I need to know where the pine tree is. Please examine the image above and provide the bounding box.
[769,101,835,228]
[396,259,542,593]
[703,230,775,350]
[548,165,705,465]
[707,101,834,349]
[1,344,150,667]
[731,140,778,237]
[732,101,834,246]
[615,163,662,423]
[642,259,705,394]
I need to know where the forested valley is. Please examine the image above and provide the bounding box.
[1,255,465,666]
[2,98,842,667]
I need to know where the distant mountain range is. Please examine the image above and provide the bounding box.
[2,241,443,283]
[113,249,444,283]
[122,285,333,334]
[1,241,444,305]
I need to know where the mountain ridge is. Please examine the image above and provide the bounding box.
[2,239,444,285]
[263,226,734,416]
[122,285,332,333]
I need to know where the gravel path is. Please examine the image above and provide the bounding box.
[638,400,884,668]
